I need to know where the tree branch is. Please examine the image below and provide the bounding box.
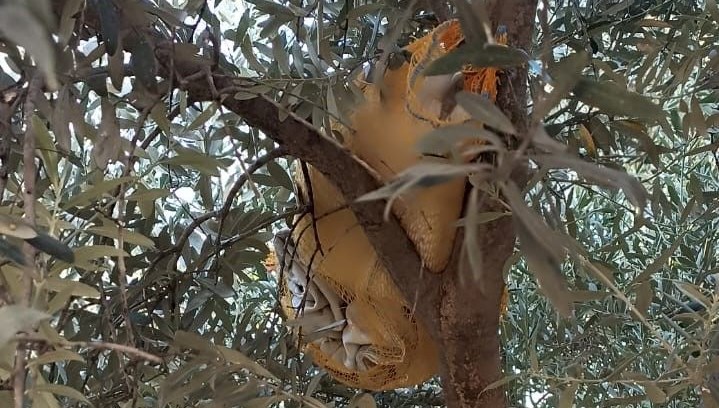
[51,0,438,322]
[15,334,164,364]
[14,74,43,408]
[152,46,442,307]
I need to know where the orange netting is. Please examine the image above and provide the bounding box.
[404,20,507,127]
[276,20,510,391]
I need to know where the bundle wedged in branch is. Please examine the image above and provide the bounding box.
[56,2,521,391]
[267,19,513,389]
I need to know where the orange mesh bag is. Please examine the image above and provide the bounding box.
[348,20,508,274]
[276,167,438,390]
[276,20,509,391]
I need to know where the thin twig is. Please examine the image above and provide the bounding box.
[115,194,137,394]
[14,334,163,364]
[580,255,685,370]
[145,147,286,274]
[0,100,12,202]
[218,147,287,221]
[80,341,162,364]
[299,161,325,256]
[14,74,43,408]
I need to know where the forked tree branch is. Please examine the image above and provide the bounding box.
[48,2,537,406]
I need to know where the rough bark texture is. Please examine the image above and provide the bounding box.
[52,1,538,406]
[427,2,538,407]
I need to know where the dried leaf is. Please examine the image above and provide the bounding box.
[558,382,579,408]
[577,124,597,157]
[92,99,123,170]
[348,393,377,408]
[643,381,667,403]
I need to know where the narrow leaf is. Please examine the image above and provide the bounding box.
[33,384,92,406]
[64,176,136,209]
[26,231,75,263]
[0,214,38,240]
[455,91,517,134]
[0,4,58,89]
[96,0,119,55]
[573,78,665,121]
[424,44,528,76]
[29,349,85,367]
[33,115,60,189]
[44,277,100,298]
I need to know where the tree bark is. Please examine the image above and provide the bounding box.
[426,2,537,407]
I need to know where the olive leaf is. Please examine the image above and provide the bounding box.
[502,182,574,316]
[0,3,58,89]
[572,78,666,121]
[0,214,74,263]
[424,44,528,76]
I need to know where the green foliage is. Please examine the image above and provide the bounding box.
[0,0,716,407]
[503,1,719,406]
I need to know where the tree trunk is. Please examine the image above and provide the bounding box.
[437,208,517,407]
[411,2,537,407]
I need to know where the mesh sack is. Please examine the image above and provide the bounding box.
[347,20,507,274]
[280,167,438,389]
[278,20,508,390]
